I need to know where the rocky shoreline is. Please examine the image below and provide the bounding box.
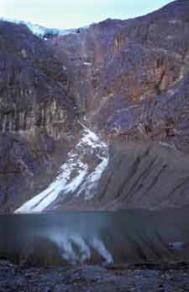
[1,260,189,291]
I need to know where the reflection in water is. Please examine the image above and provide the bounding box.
[0,209,189,265]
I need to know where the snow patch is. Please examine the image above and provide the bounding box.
[15,158,88,213]
[159,141,176,150]
[15,124,109,213]
[83,62,92,66]
[0,18,77,38]
[77,155,109,200]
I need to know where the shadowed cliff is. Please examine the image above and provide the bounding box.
[0,21,79,212]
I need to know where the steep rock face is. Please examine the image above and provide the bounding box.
[1,0,189,213]
[0,21,75,135]
[29,0,189,212]
[50,0,189,153]
[0,21,78,212]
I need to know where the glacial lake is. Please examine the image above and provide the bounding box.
[0,209,189,266]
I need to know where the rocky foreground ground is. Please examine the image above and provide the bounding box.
[1,261,189,291]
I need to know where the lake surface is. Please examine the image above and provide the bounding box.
[0,209,189,266]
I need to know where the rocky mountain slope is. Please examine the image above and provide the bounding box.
[0,21,79,212]
[50,0,189,147]
[1,0,189,213]
[1,19,79,38]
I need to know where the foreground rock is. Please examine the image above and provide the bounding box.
[1,260,189,292]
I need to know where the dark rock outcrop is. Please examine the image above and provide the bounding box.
[0,21,78,212]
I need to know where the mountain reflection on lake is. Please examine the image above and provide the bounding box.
[0,209,189,266]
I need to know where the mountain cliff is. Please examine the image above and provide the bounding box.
[1,0,189,213]
[0,21,79,211]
